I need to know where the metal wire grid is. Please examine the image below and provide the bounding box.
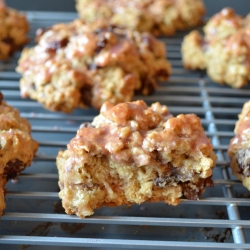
[0,11,250,250]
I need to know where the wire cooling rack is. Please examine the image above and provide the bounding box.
[0,11,250,250]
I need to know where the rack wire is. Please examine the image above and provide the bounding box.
[0,11,250,250]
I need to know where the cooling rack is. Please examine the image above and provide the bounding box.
[0,11,250,250]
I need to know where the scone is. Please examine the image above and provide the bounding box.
[76,0,205,36]
[228,101,250,190]
[57,100,216,218]
[0,92,38,215]
[182,8,250,88]
[16,20,171,113]
[0,3,29,60]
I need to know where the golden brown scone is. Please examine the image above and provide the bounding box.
[16,20,171,113]
[0,4,29,60]
[228,101,250,190]
[76,0,205,36]
[57,100,216,218]
[0,92,38,215]
[182,8,250,88]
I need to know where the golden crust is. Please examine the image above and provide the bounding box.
[57,100,216,218]
[0,92,38,215]
[16,20,171,113]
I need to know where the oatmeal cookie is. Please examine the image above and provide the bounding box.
[228,101,250,190]
[76,0,205,36]
[0,3,29,60]
[16,20,171,113]
[57,100,216,218]
[182,8,250,88]
[0,92,38,215]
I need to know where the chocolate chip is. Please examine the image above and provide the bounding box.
[4,159,24,179]
[80,84,92,107]
[181,176,213,200]
[2,37,14,45]
[135,77,156,95]
[46,37,69,53]
[154,166,197,189]
[0,91,3,103]
[95,36,108,54]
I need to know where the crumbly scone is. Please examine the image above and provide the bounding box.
[0,92,38,215]
[76,0,205,36]
[57,100,216,218]
[0,4,29,60]
[16,20,171,113]
[228,101,250,190]
[182,8,250,88]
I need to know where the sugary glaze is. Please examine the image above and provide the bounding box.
[17,20,171,113]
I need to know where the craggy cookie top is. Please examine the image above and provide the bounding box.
[69,100,214,178]
[76,0,205,36]
[204,8,244,42]
[182,8,250,88]
[190,7,250,49]
[0,92,38,178]
[0,5,29,59]
[17,20,171,113]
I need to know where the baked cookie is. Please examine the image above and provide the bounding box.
[16,20,171,113]
[76,0,205,36]
[228,101,250,190]
[0,3,29,60]
[182,8,250,88]
[57,100,216,218]
[0,92,38,215]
